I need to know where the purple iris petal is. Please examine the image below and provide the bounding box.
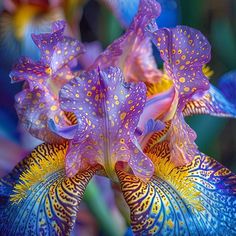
[149,25,211,108]
[167,112,198,165]
[92,0,162,83]
[10,57,48,89]
[15,88,68,143]
[10,20,85,142]
[60,66,154,181]
[32,21,84,72]
[138,85,175,131]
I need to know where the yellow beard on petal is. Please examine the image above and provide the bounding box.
[148,152,204,211]
[145,74,173,97]
[10,143,68,204]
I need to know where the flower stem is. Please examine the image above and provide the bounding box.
[83,179,123,236]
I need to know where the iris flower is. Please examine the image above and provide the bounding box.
[1,0,236,235]
[0,0,87,67]
[10,20,85,143]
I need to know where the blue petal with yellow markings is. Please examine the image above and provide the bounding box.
[0,142,99,236]
[116,153,236,235]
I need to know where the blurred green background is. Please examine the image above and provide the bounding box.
[0,1,235,235]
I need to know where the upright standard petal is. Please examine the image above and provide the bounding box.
[167,112,198,165]
[31,20,84,72]
[148,24,212,165]
[59,66,153,181]
[10,21,85,143]
[92,0,162,83]
[0,142,99,235]
[116,153,236,235]
[149,24,211,107]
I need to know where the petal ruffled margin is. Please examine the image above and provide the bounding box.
[92,0,162,83]
[0,142,99,235]
[167,112,198,166]
[10,21,85,143]
[116,153,236,235]
[149,24,211,107]
[59,66,153,181]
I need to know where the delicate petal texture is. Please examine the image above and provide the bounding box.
[183,85,236,117]
[59,67,153,181]
[167,112,198,165]
[15,88,69,143]
[31,20,84,72]
[100,0,139,28]
[116,154,236,235]
[138,85,175,131]
[10,57,48,86]
[144,139,170,160]
[92,0,162,83]
[0,142,99,235]
[141,122,171,152]
[149,25,211,107]
[142,113,197,166]
[142,110,198,166]
[10,21,85,143]
[147,24,212,165]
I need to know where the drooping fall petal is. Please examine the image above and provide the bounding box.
[92,0,162,83]
[116,153,236,235]
[183,85,236,117]
[218,70,236,107]
[149,24,211,108]
[58,66,153,181]
[10,21,85,143]
[0,142,99,235]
